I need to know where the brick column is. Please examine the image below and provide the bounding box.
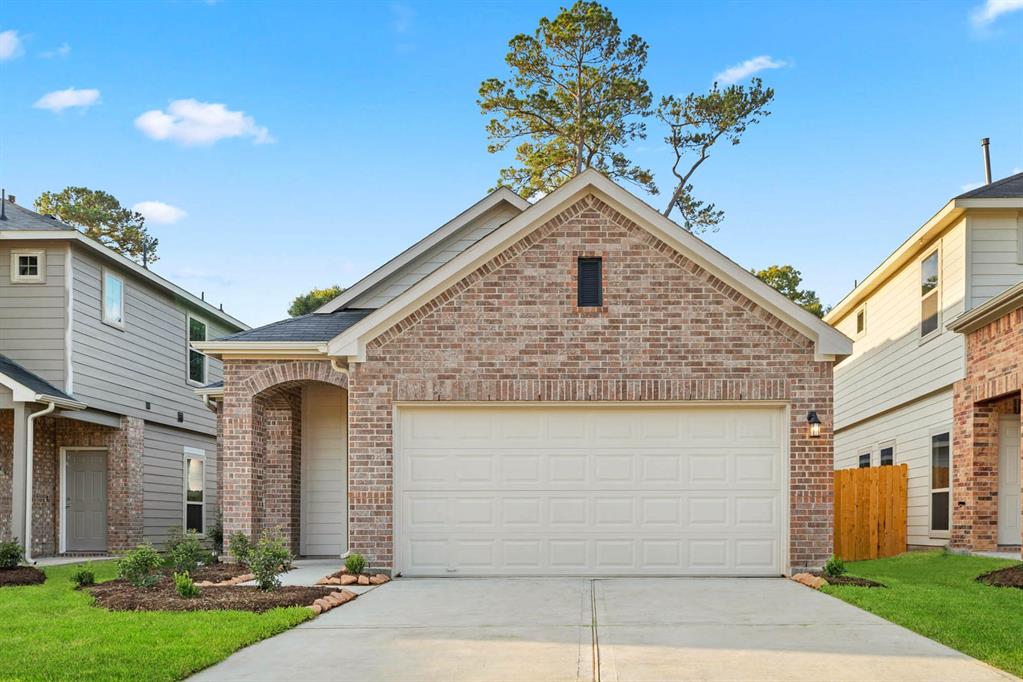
[107,416,144,551]
[262,395,302,554]
[221,386,264,545]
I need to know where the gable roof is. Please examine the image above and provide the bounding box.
[0,199,77,231]
[216,309,372,342]
[825,172,1023,325]
[0,353,85,409]
[325,169,852,362]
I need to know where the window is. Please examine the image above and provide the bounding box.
[930,433,950,534]
[577,257,602,307]
[880,445,894,466]
[858,453,871,468]
[102,270,125,327]
[188,316,207,384]
[10,250,45,284]
[920,250,939,338]
[184,449,205,534]
[855,307,866,335]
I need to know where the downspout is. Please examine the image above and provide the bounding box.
[329,358,351,560]
[329,358,349,377]
[24,401,56,562]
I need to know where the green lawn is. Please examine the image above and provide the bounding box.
[0,561,313,681]
[823,550,1023,678]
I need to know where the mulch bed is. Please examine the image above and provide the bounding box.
[87,576,335,613]
[188,563,251,583]
[825,575,886,588]
[977,564,1023,589]
[0,566,46,587]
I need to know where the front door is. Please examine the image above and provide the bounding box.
[998,416,1022,546]
[66,450,107,552]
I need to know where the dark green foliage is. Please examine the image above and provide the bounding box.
[165,528,213,574]
[173,571,201,598]
[248,531,293,591]
[69,564,96,588]
[0,539,25,569]
[287,286,345,317]
[823,555,847,578]
[344,553,366,576]
[34,187,159,264]
[228,532,252,567]
[117,543,163,588]
[752,264,829,318]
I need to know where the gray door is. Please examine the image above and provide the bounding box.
[66,450,107,552]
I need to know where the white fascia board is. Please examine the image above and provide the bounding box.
[0,230,249,331]
[190,340,327,358]
[0,373,85,410]
[327,169,851,361]
[316,187,530,314]
[954,198,1023,209]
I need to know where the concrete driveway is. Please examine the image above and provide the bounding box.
[191,578,1015,682]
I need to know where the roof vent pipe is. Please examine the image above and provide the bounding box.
[1,190,6,220]
[981,138,992,185]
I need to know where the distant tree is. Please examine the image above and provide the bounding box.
[753,264,828,318]
[34,187,159,265]
[478,1,655,199]
[657,79,774,232]
[287,285,345,317]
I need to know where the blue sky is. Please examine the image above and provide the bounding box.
[3,0,1022,327]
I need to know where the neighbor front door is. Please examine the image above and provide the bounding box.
[66,450,107,552]
[998,416,1022,546]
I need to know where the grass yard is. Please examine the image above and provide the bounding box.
[823,550,1023,678]
[0,561,313,681]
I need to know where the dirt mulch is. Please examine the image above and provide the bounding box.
[87,576,334,613]
[188,563,252,583]
[0,566,46,587]
[825,575,886,588]
[977,564,1023,589]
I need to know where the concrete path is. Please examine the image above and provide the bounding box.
[191,578,1015,682]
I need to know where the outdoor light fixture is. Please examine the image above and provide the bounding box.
[807,411,822,438]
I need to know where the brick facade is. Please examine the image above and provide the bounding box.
[952,304,1023,551]
[219,193,836,573]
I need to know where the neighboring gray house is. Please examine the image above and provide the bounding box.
[0,194,247,558]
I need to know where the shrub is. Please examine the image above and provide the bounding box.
[823,555,847,578]
[228,531,252,566]
[209,517,224,553]
[0,539,25,569]
[344,552,366,576]
[249,531,293,591]
[165,527,213,574]
[174,571,201,598]
[69,564,95,588]
[117,543,163,588]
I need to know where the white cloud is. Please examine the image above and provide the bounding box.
[714,55,789,85]
[0,30,23,61]
[133,201,187,224]
[33,87,101,112]
[971,0,1023,26]
[134,99,274,146]
[41,42,71,59]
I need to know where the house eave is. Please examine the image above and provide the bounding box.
[947,281,1023,334]
[190,340,328,359]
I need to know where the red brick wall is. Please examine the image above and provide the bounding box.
[348,194,835,571]
[1,410,13,540]
[953,305,1022,550]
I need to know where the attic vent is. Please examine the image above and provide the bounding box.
[577,257,602,308]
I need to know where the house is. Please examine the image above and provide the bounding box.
[825,172,1023,553]
[193,169,851,576]
[0,194,247,558]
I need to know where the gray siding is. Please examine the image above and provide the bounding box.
[968,210,1023,309]
[0,241,67,390]
[70,245,227,435]
[143,421,218,548]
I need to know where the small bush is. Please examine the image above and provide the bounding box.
[209,517,224,553]
[0,539,25,569]
[174,571,201,598]
[69,564,95,588]
[345,552,366,576]
[249,531,293,591]
[228,531,252,566]
[165,527,213,574]
[823,555,847,578]
[118,543,163,588]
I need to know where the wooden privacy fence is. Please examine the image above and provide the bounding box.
[834,464,908,561]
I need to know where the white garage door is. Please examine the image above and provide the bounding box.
[395,405,786,576]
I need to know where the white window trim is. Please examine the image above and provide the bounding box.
[858,449,873,468]
[919,247,941,344]
[10,249,45,284]
[929,428,952,539]
[878,439,896,466]
[186,314,208,386]
[101,268,126,330]
[183,447,206,537]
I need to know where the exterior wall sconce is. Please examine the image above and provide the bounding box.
[807,411,822,438]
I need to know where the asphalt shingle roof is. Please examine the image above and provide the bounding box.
[0,353,77,402]
[0,199,77,231]
[215,309,373,342]
[955,172,1023,200]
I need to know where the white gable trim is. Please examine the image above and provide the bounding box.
[316,187,530,313]
[325,170,851,362]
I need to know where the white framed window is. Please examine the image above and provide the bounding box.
[187,315,208,385]
[930,432,950,536]
[183,448,205,534]
[10,249,45,284]
[920,249,940,339]
[879,441,895,466]
[858,452,871,468]
[102,269,125,328]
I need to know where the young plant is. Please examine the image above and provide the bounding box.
[69,564,96,588]
[174,571,201,598]
[228,531,252,567]
[165,527,212,574]
[0,539,25,569]
[344,553,366,576]
[117,542,163,588]
[248,530,293,591]
[823,555,847,578]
